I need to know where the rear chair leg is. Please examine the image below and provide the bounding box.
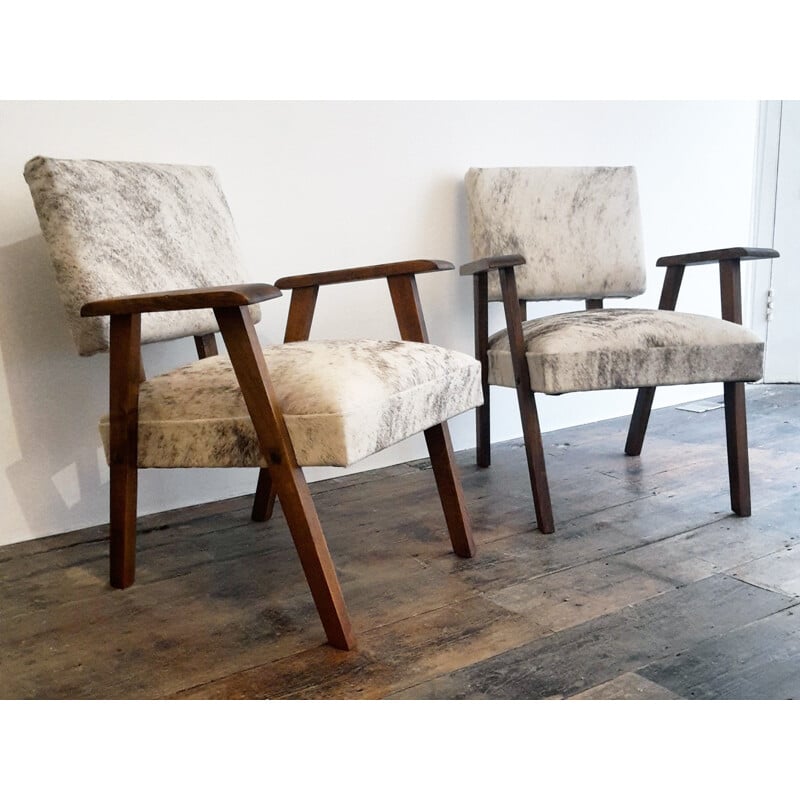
[626,386,656,456]
[251,467,277,522]
[474,272,491,468]
[627,264,684,456]
[476,393,491,468]
[724,381,751,516]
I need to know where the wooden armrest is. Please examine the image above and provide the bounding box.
[275,259,454,290]
[656,247,779,267]
[459,255,526,276]
[81,283,281,317]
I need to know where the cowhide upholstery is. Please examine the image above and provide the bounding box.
[466,166,646,302]
[98,339,483,468]
[487,309,764,395]
[467,165,765,394]
[24,156,260,356]
[26,155,484,471]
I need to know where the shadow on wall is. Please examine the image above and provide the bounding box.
[0,235,111,536]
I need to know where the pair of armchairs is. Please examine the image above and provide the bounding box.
[25,157,776,650]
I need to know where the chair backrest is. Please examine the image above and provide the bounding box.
[466,166,647,302]
[24,156,260,356]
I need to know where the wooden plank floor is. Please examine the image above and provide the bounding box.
[1,384,799,699]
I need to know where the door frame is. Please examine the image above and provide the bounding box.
[748,100,781,347]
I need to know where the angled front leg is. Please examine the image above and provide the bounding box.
[497,269,554,534]
[108,313,142,588]
[214,305,355,650]
[252,285,325,522]
[387,274,476,558]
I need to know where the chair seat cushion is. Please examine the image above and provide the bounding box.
[99,339,483,468]
[487,309,764,395]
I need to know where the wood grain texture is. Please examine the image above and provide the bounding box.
[390,575,794,699]
[2,384,798,699]
[637,608,800,700]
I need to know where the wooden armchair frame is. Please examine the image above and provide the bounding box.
[83,260,475,651]
[462,247,779,533]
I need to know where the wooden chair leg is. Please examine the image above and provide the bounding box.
[517,389,555,534]
[215,305,355,650]
[476,397,491,469]
[724,381,751,516]
[474,272,491,468]
[496,268,554,533]
[424,423,475,558]
[625,386,657,456]
[271,461,356,650]
[626,265,686,456]
[109,461,138,588]
[108,313,142,588]
[251,468,277,522]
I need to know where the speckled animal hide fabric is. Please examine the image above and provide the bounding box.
[466,166,647,302]
[99,339,484,468]
[24,156,260,356]
[487,309,764,395]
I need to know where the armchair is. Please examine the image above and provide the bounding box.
[25,156,482,650]
[461,166,778,532]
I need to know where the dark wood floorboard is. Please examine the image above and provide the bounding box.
[636,608,800,700]
[1,384,798,699]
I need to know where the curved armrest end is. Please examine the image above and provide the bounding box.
[459,255,526,276]
[657,247,779,267]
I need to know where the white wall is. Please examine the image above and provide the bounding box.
[0,101,761,545]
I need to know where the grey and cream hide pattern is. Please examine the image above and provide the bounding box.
[98,339,484,468]
[487,308,764,395]
[24,156,261,356]
[466,166,647,302]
